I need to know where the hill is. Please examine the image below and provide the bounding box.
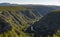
[0,3,60,16]
[0,6,42,37]
[0,3,18,6]
[0,4,60,37]
[25,10,60,37]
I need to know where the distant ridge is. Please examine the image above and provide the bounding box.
[0,3,60,15]
[0,3,18,6]
[0,3,60,6]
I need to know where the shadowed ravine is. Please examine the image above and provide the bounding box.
[0,17,12,34]
[25,10,60,37]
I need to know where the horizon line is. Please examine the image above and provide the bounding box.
[0,2,60,6]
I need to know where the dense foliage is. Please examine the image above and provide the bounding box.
[0,6,41,37]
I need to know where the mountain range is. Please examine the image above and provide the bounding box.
[0,3,60,37]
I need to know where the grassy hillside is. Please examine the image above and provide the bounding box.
[0,6,60,37]
[0,6,41,37]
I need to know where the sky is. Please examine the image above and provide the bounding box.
[0,0,60,5]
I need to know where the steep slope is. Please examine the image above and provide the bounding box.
[0,5,60,37]
[0,6,41,37]
[25,10,60,37]
[25,5,60,16]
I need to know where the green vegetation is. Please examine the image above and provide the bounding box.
[0,6,41,37]
[0,6,60,37]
